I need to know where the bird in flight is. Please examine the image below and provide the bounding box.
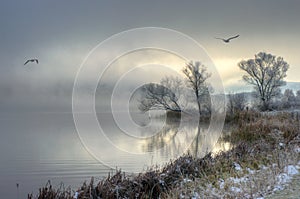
[24,59,38,65]
[215,35,239,43]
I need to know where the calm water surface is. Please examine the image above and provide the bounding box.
[0,112,227,198]
[0,113,110,198]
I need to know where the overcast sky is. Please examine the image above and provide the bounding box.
[1,0,300,112]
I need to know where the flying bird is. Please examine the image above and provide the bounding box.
[24,59,38,65]
[215,35,240,43]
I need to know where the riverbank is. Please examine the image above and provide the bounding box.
[165,111,300,199]
[28,111,300,199]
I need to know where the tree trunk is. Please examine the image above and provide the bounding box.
[195,89,201,116]
[262,99,269,111]
[194,122,201,157]
[197,98,201,116]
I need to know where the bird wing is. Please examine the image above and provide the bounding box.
[24,60,30,65]
[35,59,38,64]
[227,35,239,41]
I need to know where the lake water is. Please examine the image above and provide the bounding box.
[0,112,226,198]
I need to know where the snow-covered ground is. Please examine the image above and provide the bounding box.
[177,153,300,199]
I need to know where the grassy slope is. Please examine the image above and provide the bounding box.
[164,111,300,199]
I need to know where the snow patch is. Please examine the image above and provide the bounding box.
[73,191,79,199]
[229,176,249,184]
[246,167,255,174]
[260,165,268,170]
[284,165,299,175]
[230,186,242,193]
[233,162,242,171]
[273,165,299,192]
[219,179,225,189]
[183,178,192,183]
[192,191,200,199]
[278,142,285,149]
[272,163,278,168]
[277,173,291,185]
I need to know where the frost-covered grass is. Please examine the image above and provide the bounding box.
[164,157,299,199]
[164,111,300,199]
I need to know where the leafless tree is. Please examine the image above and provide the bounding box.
[227,93,247,115]
[296,90,300,98]
[138,77,183,113]
[296,90,300,106]
[282,89,296,108]
[238,52,289,111]
[182,61,211,115]
[160,76,183,102]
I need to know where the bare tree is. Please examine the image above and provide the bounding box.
[238,52,289,111]
[227,92,247,115]
[138,77,183,113]
[296,90,300,107]
[182,61,211,115]
[282,89,296,108]
[160,76,183,102]
[296,90,300,98]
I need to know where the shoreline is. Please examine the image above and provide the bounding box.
[28,111,300,199]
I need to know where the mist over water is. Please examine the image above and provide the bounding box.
[0,113,105,198]
[0,111,225,198]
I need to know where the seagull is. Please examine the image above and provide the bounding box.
[215,35,239,43]
[24,59,38,65]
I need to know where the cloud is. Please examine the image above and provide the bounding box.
[212,57,245,90]
[1,0,300,112]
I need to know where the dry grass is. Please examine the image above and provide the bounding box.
[163,144,299,199]
[27,180,73,199]
[164,110,300,199]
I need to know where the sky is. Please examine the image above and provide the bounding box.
[1,0,300,112]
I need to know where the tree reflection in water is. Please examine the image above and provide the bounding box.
[140,114,214,159]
